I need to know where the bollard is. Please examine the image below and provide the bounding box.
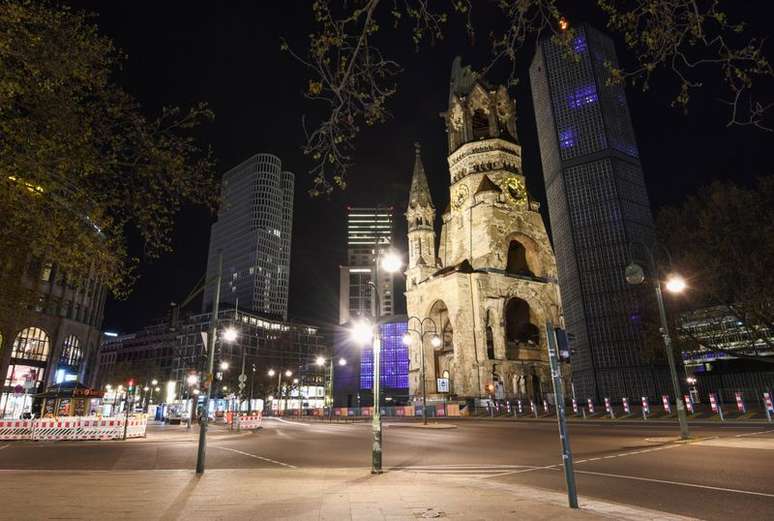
[709,393,724,422]
[763,392,773,423]
[517,400,523,416]
[572,398,578,416]
[604,397,614,419]
[543,399,550,416]
[587,398,595,415]
[735,392,746,414]
[683,395,694,415]
[662,395,672,415]
[641,396,650,420]
[622,397,631,415]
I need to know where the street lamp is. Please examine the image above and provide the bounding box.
[625,242,690,440]
[403,316,441,425]
[380,251,402,274]
[219,361,230,371]
[316,355,347,414]
[222,327,238,343]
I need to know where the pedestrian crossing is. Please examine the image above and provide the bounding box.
[390,464,542,479]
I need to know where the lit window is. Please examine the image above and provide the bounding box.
[11,327,50,362]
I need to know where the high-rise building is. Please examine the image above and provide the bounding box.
[530,23,668,401]
[203,153,294,320]
[338,207,395,324]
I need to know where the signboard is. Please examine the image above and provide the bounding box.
[436,378,450,393]
[684,395,694,414]
[622,397,631,414]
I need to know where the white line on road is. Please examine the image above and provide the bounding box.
[263,417,312,427]
[211,446,297,469]
[572,469,774,499]
[0,445,8,451]
[734,429,774,438]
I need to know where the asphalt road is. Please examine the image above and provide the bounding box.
[1,419,772,520]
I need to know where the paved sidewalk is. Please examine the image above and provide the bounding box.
[0,467,696,521]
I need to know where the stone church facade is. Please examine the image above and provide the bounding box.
[404,57,563,402]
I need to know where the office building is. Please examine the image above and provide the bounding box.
[338,207,395,324]
[203,153,294,321]
[530,23,668,400]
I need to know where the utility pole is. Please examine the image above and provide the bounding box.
[196,252,222,475]
[546,321,578,508]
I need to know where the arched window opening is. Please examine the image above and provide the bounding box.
[505,299,540,360]
[506,241,534,277]
[11,327,50,362]
[486,326,495,360]
[60,335,82,368]
[472,109,490,140]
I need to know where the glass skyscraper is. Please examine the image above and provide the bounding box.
[338,207,395,324]
[530,24,668,401]
[203,153,294,320]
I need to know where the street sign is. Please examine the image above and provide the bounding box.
[238,374,247,383]
[436,378,449,393]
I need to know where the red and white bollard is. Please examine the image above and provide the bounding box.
[622,397,631,415]
[641,396,650,419]
[763,392,773,423]
[604,397,614,419]
[662,395,672,415]
[709,393,724,422]
[587,398,595,415]
[571,398,578,415]
[683,395,694,414]
[735,392,746,414]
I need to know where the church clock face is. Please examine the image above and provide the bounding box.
[452,184,469,210]
[504,176,527,206]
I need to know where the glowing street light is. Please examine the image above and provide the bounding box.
[222,327,238,343]
[380,251,402,274]
[219,361,230,371]
[665,274,687,294]
[268,369,276,377]
[351,320,374,345]
[187,373,199,386]
[316,356,326,367]
[338,358,347,366]
[151,379,158,386]
[284,370,292,378]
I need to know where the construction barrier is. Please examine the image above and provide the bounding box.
[0,415,147,441]
[236,413,262,430]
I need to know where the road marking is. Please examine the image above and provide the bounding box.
[0,445,8,451]
[392,464,543,478]
[734,429,774,438]
[211,446,297,469]
[571,469,774,499]
[264,417,312,427]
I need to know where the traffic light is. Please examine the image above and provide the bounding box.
[127,379,135,392]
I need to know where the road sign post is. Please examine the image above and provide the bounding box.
[546,321,578,509]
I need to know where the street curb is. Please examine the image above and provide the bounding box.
[386,423,457,429]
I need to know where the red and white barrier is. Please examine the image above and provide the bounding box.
[236,413,262,430]
[0,419,33,440]
[0,415,147,441]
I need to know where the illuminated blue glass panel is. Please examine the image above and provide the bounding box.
[573,36,587,53]
[568,84,598,109]
[559,129,575,149]
[360,321,408,390]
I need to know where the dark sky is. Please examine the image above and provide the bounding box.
[68,2,773,333]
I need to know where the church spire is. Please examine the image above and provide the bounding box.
[408,142,434,210]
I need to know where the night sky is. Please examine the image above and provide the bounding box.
[68,2,773,334]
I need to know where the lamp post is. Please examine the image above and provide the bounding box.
[625,242,690,440]
[352,248,402,474]
[316,355,346,416]
[402,317,441,425]
[268,369,292,415]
